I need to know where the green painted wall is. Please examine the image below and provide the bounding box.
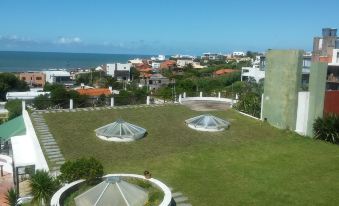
[306,62,327,137]
[262,50,303,130]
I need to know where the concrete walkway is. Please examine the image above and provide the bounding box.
[33,104,169,114]
[169,187,192,206]
[30,112,65,175]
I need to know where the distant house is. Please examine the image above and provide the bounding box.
[160,60,177,70]
[151,61,161,69]
[139,73,170,90]
[19,72,46,87]
[177,59,194,68]
[241,66,265,83]
[43,69,74,86]
[106,63,130,81]
[213,69,237,76]
[201,53,224,60]
[233,51,246,57]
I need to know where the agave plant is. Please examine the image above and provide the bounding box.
[29,170,60,206]
[5,188,18,206]
[313,114,339,144]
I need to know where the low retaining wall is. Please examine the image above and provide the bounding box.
[51,174,172,206]
[181,97,236,104]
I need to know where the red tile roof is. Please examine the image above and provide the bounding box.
[214,69,237,75]
[76,88,112,96]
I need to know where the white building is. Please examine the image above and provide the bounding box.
[43,69,73,86]
[106,63,131,81]
[177,59,194,68]
[151,55,165,61]
[151,62,161,69]
[6,91,50,100]
[329,49,339,66]
[241,65,265,83]
[233,51,246,57]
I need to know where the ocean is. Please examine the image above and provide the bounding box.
[0,51,152,72]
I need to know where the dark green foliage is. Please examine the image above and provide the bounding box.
[29,170,60,205]
[130,67,140,81]
[234,92,261,117]
[313,114,339,144]
[59,157,104,184]
[75,70,106,86]
[5,188,18,206]
[33,94,52,110]
[0,73,29,101]
[232,81,264,118]
[114,89,147,106]
[5,99,22,120]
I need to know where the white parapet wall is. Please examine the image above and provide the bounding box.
[51,174,172,206]
[295,91,310,136]
[181,96,237,105]
[22,110,49,171]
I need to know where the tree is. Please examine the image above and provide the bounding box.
[33,94,52,110]
[313,114,339,144]
[130,67,140,81]
[29,170,60,206]
[59,157,104,185]
[5,188,18,206]
[5,100,22,120]
[0,73,29,101]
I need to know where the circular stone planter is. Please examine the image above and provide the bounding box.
[50,174,172,206]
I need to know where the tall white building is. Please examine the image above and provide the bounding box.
[106,63,131,81]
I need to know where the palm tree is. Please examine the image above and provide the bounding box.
[4,188,18,206]
[29,170,59,206]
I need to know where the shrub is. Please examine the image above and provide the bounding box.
[5,188,18,206]
[313,114,339,144]
[5,100,22,120]
[29,170,60,205]
[33,94,52,110]
[59,157,104,184]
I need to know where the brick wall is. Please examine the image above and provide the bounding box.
[324,91,339,115]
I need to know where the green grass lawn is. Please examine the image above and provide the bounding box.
[42,105,339,206]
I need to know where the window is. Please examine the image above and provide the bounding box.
[36,77,42,80]
[22,77,26,80]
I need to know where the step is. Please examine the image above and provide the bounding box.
[177,204,192,206]
[172,192,183,198]
[174,196,188,203]
[50,157,65,162]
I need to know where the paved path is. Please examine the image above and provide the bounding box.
[170,187,192,206]
[30,112,65,175]
[0,172,14,206]
[33,104,170,115]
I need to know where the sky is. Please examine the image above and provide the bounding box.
[0,0,338,55]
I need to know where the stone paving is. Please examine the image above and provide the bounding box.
[170,187,192,206]
[30,112,65,174]
[0,172,14,206]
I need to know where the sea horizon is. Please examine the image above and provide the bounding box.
[0,50,155,72]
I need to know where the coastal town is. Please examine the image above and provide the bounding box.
[0,1,339,205]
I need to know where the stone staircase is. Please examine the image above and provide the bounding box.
[170,187,192,206]
[30,112,65,175]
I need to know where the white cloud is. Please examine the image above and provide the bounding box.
[56,36,82,44]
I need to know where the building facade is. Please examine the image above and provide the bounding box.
[106,63,130,81]
[19,72,46,87]
[43,70,73,86]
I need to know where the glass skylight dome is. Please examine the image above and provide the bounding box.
[185,114,230,132]
[95,119,146,142]
[74,177,148,206]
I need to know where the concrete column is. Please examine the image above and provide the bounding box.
[179,94,182,103]
[260,94,264,120]
[199,92,203,97]
[22,100,26,111]
[146,96,150,105]
[218,92,221,99]
[70,99,73,110]
[110,97,114,107]
[183,92,186,98]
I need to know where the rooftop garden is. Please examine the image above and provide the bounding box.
[41,105,339,206]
